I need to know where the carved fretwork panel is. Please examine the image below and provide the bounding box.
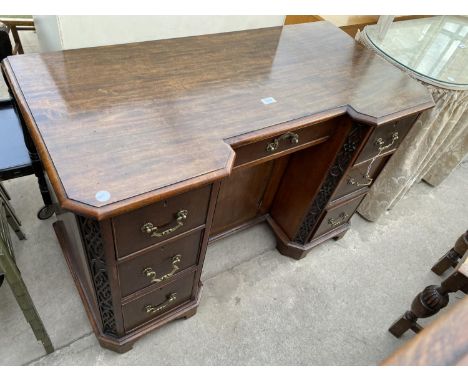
[293,123,367,244]
[78,216,117,336]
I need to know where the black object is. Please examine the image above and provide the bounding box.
[0,99,55,220]
[0,25,12,61]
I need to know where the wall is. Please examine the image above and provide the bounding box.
[34,15,62,52]
[34,15,286,51]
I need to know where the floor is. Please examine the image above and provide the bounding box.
[1,28,467,366]
[0,160,466,365]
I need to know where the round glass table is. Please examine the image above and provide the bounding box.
[366,16,468,89]
[356,16,468,221]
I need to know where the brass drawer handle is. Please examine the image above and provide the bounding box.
[141,209,188,237]
[144,293,177,315]
[328,212,349,227]
[143,255,182,284]
[347,131,399,189]
[266,132,299,152]
[348,175,373,187]
[374,132,399,151]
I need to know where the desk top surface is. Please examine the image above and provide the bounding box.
[3,21,433,219]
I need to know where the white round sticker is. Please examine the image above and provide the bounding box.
[95,190,111,202]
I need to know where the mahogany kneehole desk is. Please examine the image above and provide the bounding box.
[2,21,434,352]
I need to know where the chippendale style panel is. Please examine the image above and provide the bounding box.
[77,216,117,336]
[2,21,434,352]
[293,123,367,245]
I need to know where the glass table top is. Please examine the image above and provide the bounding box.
[366,16,468,87]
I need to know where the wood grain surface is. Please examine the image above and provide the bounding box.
[2,21,434,218]
[382,297,468,366]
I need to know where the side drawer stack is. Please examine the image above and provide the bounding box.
[111,185,212,332]
[308,114,418,240]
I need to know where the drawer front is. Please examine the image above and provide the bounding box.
[118,229,203,297]
[355,114,418,165]
[331,156,388,201]
[113,185,211,257]
[122,271,196,331]
[233,119,336,168]
[313,194,365,239]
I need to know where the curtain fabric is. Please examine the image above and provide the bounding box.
[355,30,468,222]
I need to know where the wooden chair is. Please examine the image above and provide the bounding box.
[0,17,35,56]
[389,231,468,337]
[431,230,468,275]
[0,200,54,354]
[383,296,468,365]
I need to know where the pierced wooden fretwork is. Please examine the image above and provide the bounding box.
[78,216,117,336]
[293,123,367,244]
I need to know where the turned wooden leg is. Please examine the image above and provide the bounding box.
[33,165,55,220]
[431,231,468,275]
[389,285,448,337]
[389,262,468,338]
[14,106,55,221]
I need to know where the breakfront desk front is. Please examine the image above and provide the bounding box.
[2,22,434,352]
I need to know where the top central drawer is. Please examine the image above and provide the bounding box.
[233,118,338,168]
[112,185,211,258]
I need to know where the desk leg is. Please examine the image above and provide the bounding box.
[269,216,351,260]
[182,306,198,320]
[333,230,348,241]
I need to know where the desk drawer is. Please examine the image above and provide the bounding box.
[331,156,387,202]
[312,194,365,239]
[118,229,203,297]
[122,270,196,331]
[233,119,336,168]
[355,115,417,165]
[113,185,211,257]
